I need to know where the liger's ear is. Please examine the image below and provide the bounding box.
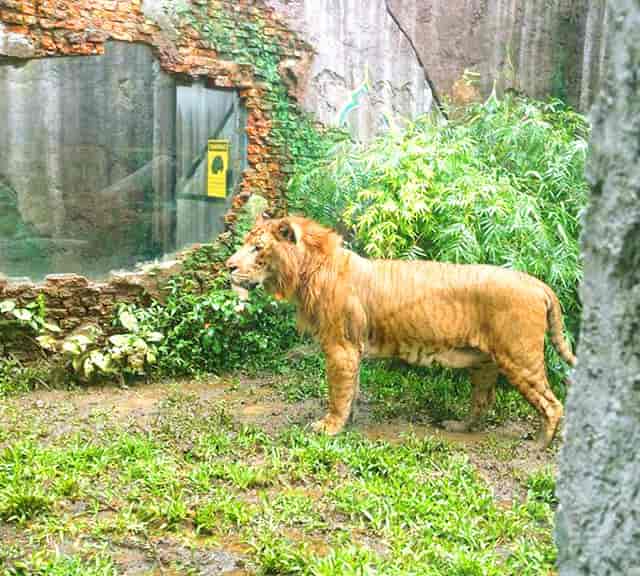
[277,219,301,244]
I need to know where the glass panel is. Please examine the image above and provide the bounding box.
[0,42,246,282]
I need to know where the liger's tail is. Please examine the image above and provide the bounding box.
[545,285,577,367]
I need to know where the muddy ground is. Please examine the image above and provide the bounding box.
[11,375,555,503]
[0,375,558,575]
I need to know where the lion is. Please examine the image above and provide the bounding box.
[226,215,576,448]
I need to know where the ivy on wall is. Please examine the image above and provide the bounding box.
[178,1,345,209]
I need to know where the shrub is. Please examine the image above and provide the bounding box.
[136,195,302,376]
[130,274,300,377]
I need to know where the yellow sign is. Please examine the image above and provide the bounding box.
[207,140,229,198]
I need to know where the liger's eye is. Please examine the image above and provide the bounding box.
[253,245,262,253]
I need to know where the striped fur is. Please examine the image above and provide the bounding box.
[226,216,576,448]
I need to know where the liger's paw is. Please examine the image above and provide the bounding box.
[311,415,345,435]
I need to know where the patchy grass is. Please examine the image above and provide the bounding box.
[275,352,542,426]
[0,363,558,576]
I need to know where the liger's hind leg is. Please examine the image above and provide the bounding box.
[443,364,498,432]
[497,357,563,449]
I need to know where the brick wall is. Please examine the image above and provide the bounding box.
[0,0,313,213]
[0,0,313,342]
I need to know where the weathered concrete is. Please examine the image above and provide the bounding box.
[555,0,640,574]
[268,0,609,139]
[266,0,434,141]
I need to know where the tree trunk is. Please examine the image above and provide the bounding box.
[555,1,640,574]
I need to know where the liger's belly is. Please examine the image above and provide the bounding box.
[365,340,489,369]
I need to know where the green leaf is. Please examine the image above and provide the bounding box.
[83,357,95,378]
[12,309,33,322]
[43,321,62,333]
[109,334,130,348]
[62,341,81,356]
[119,310,139,333]
[36,335,59,352]
[89,350,111,373]
[0,300,16,314]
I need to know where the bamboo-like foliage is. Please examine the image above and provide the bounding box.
[288,96,589,365]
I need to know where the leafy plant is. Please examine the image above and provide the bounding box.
[526,467,557,506]
[0,296,61,338]
[132,274,300,377]
[54,306,164,382]
[0,356,49,398]
[0,297,60,396]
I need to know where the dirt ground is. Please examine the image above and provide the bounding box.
[0,374,559,575]
[12,374,556,506]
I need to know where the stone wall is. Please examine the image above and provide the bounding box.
[0,244,222,349]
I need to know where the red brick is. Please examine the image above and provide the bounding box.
[39,18,57,29]
[5,24,29,34]
[39,34,56,51]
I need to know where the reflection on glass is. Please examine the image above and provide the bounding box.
[0,42,246,281]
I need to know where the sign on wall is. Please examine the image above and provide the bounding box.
[207,139,230,198]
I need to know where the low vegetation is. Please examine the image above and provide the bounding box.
[0,382,557,575]
[0,94,588,574]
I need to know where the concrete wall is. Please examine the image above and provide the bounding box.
[0,40,250,282]
[267,0,434,141]
[268,0,608,139]
[0,42,169,280]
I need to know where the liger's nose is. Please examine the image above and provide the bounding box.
[226,258,238,272]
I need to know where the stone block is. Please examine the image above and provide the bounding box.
[45,274,90,289]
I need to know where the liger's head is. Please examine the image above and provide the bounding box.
[226,214,340,300]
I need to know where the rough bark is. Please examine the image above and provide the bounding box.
[555,1,640,574]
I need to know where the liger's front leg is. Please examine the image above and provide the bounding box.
[312,343,360,435]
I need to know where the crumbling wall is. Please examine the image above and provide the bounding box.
[0,0,313,340]
[0,0,313,221]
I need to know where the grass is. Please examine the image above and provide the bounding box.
[0,368,558,576]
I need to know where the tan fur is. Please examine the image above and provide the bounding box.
[226,216,576,448]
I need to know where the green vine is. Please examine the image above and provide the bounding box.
[177,1,346,201]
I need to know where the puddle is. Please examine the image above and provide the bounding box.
[360,421,488,444]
